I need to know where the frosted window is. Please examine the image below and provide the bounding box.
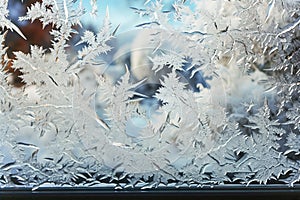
[0,0,299,190]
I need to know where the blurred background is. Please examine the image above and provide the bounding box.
[4,0,206,98]
[4,0,176,86]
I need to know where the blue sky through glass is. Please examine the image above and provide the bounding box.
[81,0,177,33]
[81,0,145,33]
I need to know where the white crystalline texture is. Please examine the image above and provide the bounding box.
[0,0,299,189]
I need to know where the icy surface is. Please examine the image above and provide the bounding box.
[0,0,299,190]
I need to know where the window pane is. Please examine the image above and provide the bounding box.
[0,0,299,191]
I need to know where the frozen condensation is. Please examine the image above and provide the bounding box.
[0,0,299,190]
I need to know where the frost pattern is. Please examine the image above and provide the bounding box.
[0,0,300,190]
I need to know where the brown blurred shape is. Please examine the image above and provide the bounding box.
[3,0,52,87]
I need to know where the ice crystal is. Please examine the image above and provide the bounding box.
[0,0,299,190]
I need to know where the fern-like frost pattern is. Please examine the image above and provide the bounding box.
[0,0,299,189]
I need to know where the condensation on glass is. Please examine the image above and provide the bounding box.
[0,0,299,190]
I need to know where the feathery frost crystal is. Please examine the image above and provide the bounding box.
[0,0,299,189]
